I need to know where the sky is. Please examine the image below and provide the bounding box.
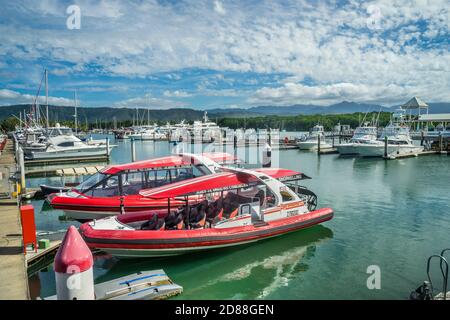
[0,0,449,110]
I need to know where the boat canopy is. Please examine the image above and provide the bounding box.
[102,153,237,175]
[140,171,261,199]
[140,167,307,199]
[200,152,240,164]
[253,168,310,182]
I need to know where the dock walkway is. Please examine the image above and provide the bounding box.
[0,140,29,300]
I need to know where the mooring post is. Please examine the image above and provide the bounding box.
[55,226,95,300]
[332,135,335,148]
[421,130,424,147]
[18,146,26,195]
[262,143,272,168]
[131,137,136,162]
[439,132,443,152]
[256,128,260,147]
[384,135,388,158]
[317,135,321,155]
[106,137,110,158]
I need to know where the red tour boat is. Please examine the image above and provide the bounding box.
[49,152,239,221]
[79,167,333,258]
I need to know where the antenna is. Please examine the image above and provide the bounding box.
[45,69,49,129]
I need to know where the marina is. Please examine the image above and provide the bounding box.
[1,127,448,300]
[1,1,450,305]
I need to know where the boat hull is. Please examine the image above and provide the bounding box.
[27,146,113,160]
[79,207,333,258]
[336,143,361,155]
[50,194,201,221]
[297,141,332,150]
[356,144,424,157]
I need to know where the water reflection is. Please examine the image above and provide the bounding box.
[93,225,333,300]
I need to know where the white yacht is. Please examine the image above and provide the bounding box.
[336,125,378,155]
[355,109,424,158]
[297,124,332,150]
[192,111,221,142]
[25,125,115,160]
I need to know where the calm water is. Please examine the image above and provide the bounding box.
[27,135,450,299]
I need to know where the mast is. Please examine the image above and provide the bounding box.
[45,69,49,129]
[74,90,78,135]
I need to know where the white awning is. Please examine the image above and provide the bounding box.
[417,113,450,122]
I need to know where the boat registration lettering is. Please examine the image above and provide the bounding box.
[286,209,299,216]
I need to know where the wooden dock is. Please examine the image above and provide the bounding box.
[383,150,448,160]
[24,155,109,167]
[25,165,105,178]
[0,140,29,300]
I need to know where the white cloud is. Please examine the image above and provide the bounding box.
[213,1,226,15]
[248,81,447,106]
[0,0,449,106]
[163,90,192,98]
[0,88,73,106]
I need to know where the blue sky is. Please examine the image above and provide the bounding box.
[0,0,449,109]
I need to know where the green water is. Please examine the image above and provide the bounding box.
[27,136,450,299]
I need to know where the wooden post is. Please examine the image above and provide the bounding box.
[420,130,424,147]
[317,135,321,155]
[439,132,443,152]
[332,135,335,148]
[384,135,388,158]
[131,137,136,162]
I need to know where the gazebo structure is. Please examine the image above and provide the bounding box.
[401,96,429,130]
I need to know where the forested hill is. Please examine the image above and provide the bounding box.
[1,101,449,123]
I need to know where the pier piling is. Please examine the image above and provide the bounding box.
[131,137,136,162]
[384,136,388,158]
[317,135,321,155]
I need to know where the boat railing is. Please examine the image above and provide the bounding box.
[285,183,317,211]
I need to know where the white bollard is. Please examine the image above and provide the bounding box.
[54,225,95,300]
[262,143,272,168]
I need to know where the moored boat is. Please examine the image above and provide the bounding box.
[49,152,240,221]
[335,125,378,155]
[79,168,333,258]
[297,124,332,150]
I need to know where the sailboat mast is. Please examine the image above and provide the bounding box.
[45,69,49,129]
[74,90,78,135]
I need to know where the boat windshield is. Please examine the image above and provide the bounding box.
[75,165,211,197]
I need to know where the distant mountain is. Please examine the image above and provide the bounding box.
[0,104,205,123]
[1,101,449,123]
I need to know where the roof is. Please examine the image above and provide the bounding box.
[102,155,190,174]
[253,168,310,181]
[417,113,450,122]
[140,171,260,198]
[198,152,240,164]
[102,153,237,174]
[401,96,429,109]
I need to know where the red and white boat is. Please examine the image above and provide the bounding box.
[49,152,240,221]
[79,167,333,258]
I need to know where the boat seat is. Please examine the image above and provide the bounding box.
[141,215,166,231]
[165,212,184,230]
[189,211,206,229]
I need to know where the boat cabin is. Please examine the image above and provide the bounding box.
[72,153,237,198]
